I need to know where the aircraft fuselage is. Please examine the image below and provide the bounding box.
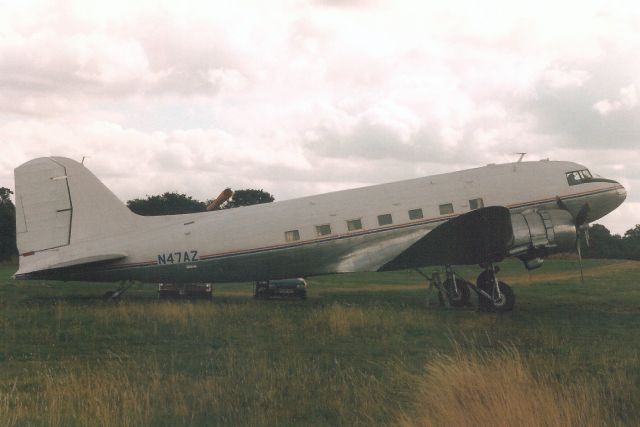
[14,159,626,283]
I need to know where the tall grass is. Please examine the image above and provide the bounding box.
[1,260,639,426]
[0,349,394,427]
[397,347,607,427]
[1,346,625,427]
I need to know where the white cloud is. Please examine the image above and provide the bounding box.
[593,84,639,115]
[543,67,591,89]
[0,0,639,236]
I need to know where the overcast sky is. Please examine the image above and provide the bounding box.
[0,0,638,233]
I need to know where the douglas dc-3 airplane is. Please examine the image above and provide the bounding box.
[13,157,626,311]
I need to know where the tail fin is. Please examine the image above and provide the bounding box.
[14,157,136,257]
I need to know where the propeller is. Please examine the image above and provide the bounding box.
[576,232,585,284]
[557,198,590,284]
[574,204,591,284]
[575,203,590,229]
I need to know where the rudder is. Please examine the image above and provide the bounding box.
[14,157,136,257]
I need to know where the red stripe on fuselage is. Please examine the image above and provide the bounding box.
[100,185,622,272]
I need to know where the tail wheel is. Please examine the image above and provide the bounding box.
[443,278,471,307]
[477,278,515,313]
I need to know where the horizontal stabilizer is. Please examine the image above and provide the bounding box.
[47,253,127,270]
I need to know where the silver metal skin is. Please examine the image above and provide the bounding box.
[508,209,577,258]
[13,157,626,284]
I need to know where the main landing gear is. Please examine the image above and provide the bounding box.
[442,265,472,307]
[475,264,515,312]
[419,264,515,312]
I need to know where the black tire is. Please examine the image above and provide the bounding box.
[476,271,492,311]
[477,279,515,313]
[443,277,471,307]
[492,282,515,312]
[476,267,500,288]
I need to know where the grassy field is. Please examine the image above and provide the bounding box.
[0,259,639,426]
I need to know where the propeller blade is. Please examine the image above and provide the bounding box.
[577,237,585,285]
[584,226,591,248]
[556,197,590,228]
[555,196,590,283]
[575,203,591,227]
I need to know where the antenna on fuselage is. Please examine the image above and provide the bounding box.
[513,153,526,171]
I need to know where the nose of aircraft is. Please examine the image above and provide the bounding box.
[604,180,627,219]
[615,181,627,205]
[583,180,627,223]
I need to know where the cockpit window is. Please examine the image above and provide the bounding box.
[566,169,593,186]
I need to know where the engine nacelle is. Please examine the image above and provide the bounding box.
[508,209,577,269]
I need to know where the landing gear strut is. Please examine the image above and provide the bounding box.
[442,265,471,307]
[418,264,515,312]
[475,264,515,312]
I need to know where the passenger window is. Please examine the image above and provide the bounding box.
[469,198,484,210]
[347,219,362,231]
[377,214,393,226]
[285,230,300,242]
[439,203,454,215]
[316,224,332,236]
[408,208,423,220]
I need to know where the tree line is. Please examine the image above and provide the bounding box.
[0,186,638,262]
[581,224,640,260]
[126,189,275,216]
[0,187,16,261]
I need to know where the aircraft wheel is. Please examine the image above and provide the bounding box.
[443,278,471,307]
[476,267,500,288]
[478,279,515,313]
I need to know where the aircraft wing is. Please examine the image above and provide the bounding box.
[379,206,513,270]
